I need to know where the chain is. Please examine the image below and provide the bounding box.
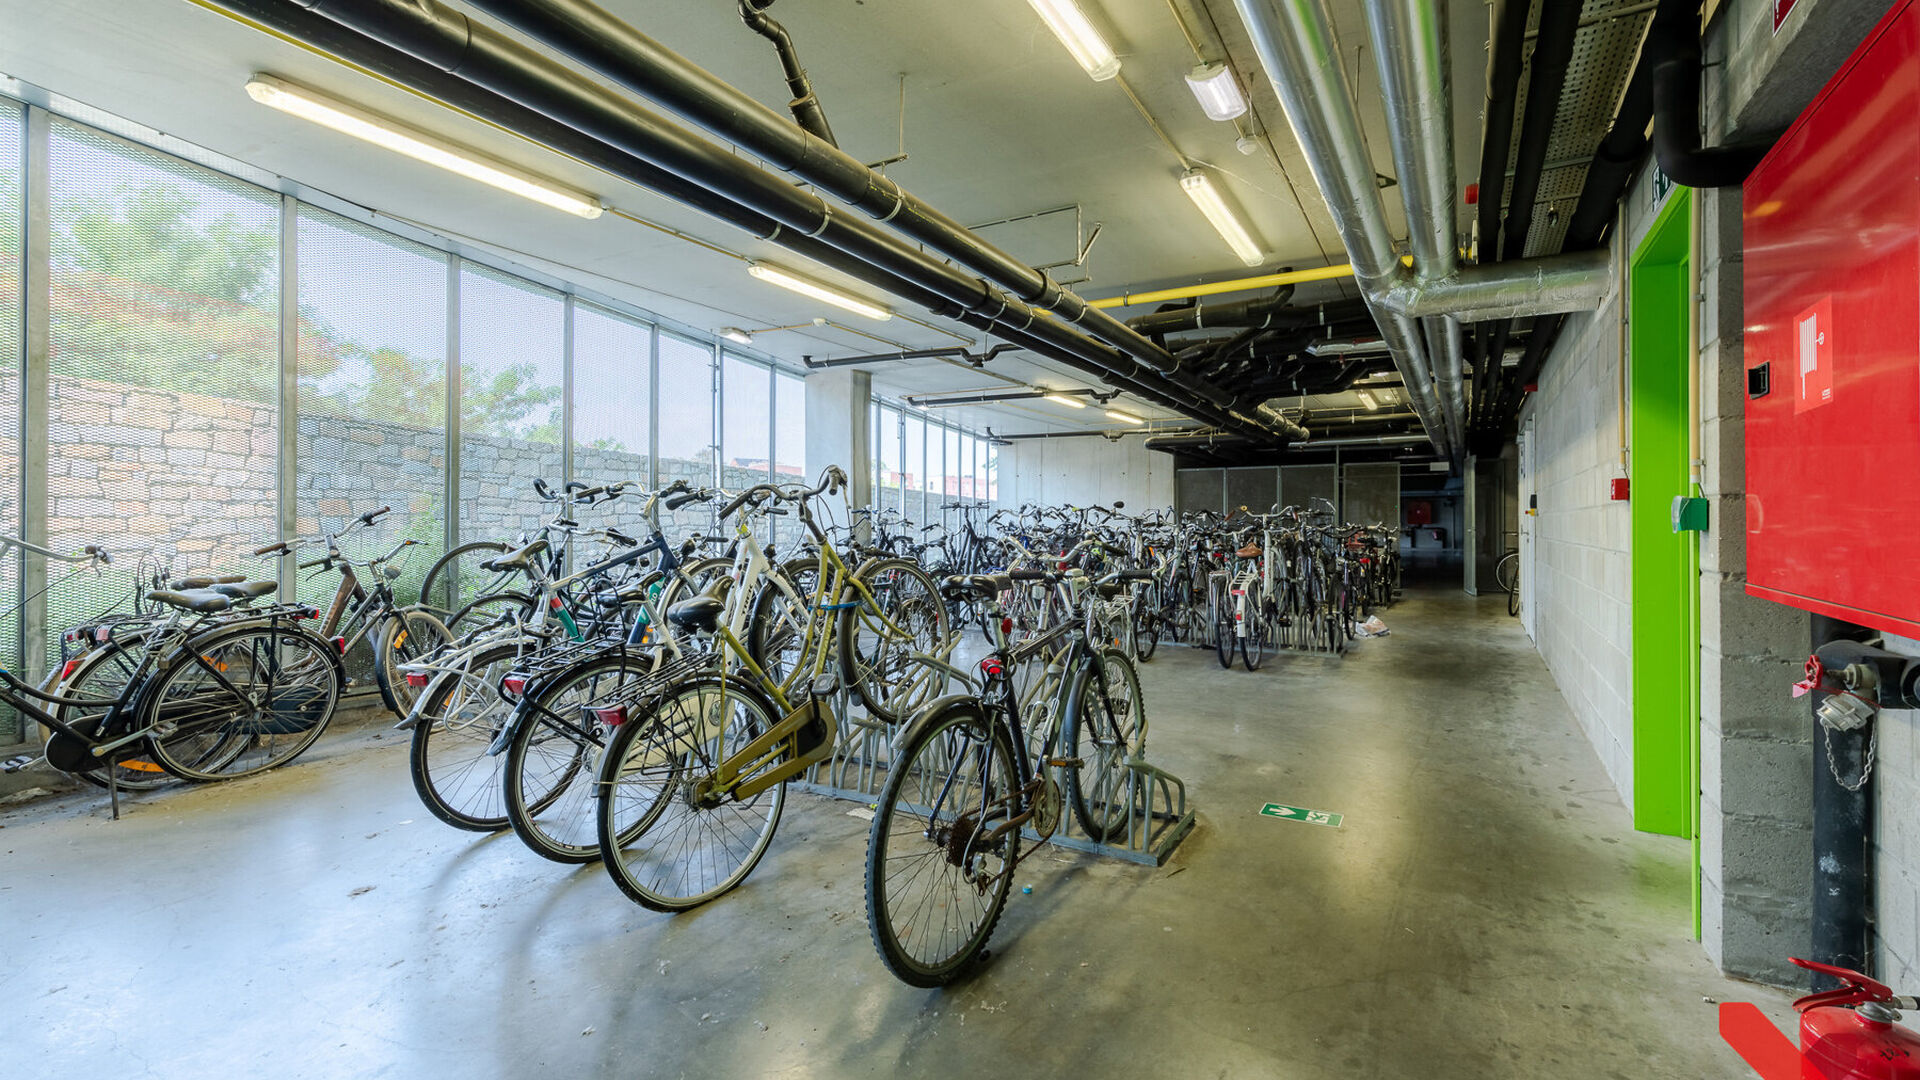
[1824,722,1877,792]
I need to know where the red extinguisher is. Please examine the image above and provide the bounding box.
[1792,957,1920,1077]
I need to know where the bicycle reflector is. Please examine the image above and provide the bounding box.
[979,657,1005,679]
[1001,617,1014,637]
[404,672,430,688]
[501,676,528,696]
[330,636,346,654]
[58,658,80,682]
[589,705,628,727]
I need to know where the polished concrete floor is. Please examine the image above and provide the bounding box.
[1,588,1792,1079]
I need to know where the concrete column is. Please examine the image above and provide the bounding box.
[803,368,871,509]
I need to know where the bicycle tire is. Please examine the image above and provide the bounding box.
[1509,574,1521,617]
[504,650,658,863]
[1133,611,1159,661]
[373,607,453,718]
[53,641,174,791]
[143,623,342,782]
[1245,609,1268,671]
[447,591,536,636]
[748,557,819,684]
[864,699,1015,987]
[418,540,514,618]
[1064,647,1146,842]
[408,641,521,831]
[596,676,786,911]
[839,558,950,725]
[1215,616,1234,669]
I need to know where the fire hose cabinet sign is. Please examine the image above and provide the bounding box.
[1743,0,1920,636]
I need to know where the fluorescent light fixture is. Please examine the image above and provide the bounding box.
[746,263,893,321]
[1185,62,1248,122]
[1025,0,1121,81]
[1355,390,1379,411]
[1179,169,1263,268]
[1044,393,1088,409]
[244,74,602,219]
[1105,408,1144,424]
[718,327,753,345]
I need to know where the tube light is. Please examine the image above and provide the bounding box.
[1184,62,1248,122]
[1105,409,1144,424]
[1025,0,1121,81]
[244,74,602,219]
[719,327,753,345]
[746,263,893,321]
[1179,170,1263,268]
[1356,390,1379,411]
[1044,393,1088,409]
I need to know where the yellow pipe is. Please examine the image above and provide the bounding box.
[1088,263,1359,309]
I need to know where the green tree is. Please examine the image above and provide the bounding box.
[462,361,562,442]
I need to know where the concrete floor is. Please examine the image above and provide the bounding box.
[0,587,1793,1079]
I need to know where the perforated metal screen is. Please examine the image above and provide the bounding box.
[570,302,652,527]
[657,333,714,537]
[44,119,279,664]
[458,264,563,545]
[0,104,21,742]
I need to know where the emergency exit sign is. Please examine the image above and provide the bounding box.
[1775,0,1798,32]
[1260,803,1343,828]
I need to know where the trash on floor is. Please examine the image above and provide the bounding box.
[1353,615,1390,637]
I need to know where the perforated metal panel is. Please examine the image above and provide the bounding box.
[773,370,805,550]
[0,104,21,743]
[876,403,903,518]
[571,302,651,495]
[1342,462,1402,528]
[458,263,563,545]
[45,119,279,662]
[1279,465,1338,515]
[656,333,714,537]
[296,207,446,611]
[904,414,927,527]
[1176,468,1223,515]
[1224,467,1278,516]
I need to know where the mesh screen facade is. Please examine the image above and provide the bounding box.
[0,105,21,741]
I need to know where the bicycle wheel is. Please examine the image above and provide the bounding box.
[748,557,819,685]
[839,558,950,725]
[1509,569,1521,617]
[864,699,1016,987]
[54,640,173,791]
[447,591,535,637]
[597,676,785,911]
[373,607,453,718]
[1133,610,1160,661]
[1064,647,1146,842]
[409,642,520,831]
[1215,615,1234,668]
[505,651,658,863]
[1245,607,1269,671]
[418,540,518,619]
[144,624,342,781]
[1495,551,1519,595]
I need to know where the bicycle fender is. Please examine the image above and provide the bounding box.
[896,694,995,750]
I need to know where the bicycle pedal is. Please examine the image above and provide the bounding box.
[1043,757,1083,769]
[3,754,38,773]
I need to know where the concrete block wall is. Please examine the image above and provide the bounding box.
[1519,270,1635,804]
[994,433,1174,513]
[1873,634,1920,990]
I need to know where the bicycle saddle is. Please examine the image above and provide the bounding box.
[210,580,278,601]
[940,574,1010,601]
[594,584,648,608]
[479,539,549,574]
[170,574,246,589]
[665,595,724,633]
[147,589,233,613]
[1235,543,1263,558]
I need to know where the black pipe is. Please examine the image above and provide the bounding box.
[458,0,1191,379]
[261,0,1287,440]
[1476,0,1530,268]
[1471,0,1580,434]
[1124,286,1301,335]
[737,0,837,147]
[1647,0,1774,189]
[801,344,1020,369]
[1809,615,1879,990]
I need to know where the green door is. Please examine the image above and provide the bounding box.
[1629,187,1696,840]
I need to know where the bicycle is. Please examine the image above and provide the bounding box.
[862,570,1147,986]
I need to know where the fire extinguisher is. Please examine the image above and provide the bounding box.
[1792,957,1920,1077]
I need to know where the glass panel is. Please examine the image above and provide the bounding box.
[457,263,563,543]
[46,119,279,666]
[903,413,925,528]
[0,104,20,741]
[985,439,998,504]
[944,427,962,507]
[656,333,713,535]
[570,303,651,502]
[772,370,805,550]
[877,404,900,519]
[720,353,769,486]
[296,207,446,620]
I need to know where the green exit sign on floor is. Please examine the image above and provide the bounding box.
[1260,803,1343,828]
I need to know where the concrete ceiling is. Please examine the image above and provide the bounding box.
[0,0,1494,437]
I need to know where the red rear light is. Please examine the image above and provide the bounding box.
[1000,617,1014,637]
[330,636,346,654]
[590,705,628,727]
[405,672,430,688]
[502,676,527,696]
[979,658,1005,678]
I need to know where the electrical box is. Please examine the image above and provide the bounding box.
[1743,0,1920,636]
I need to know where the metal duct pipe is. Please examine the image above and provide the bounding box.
[736,0,837,147]
[801,344,1021,369]
[262,0,1294,441]
[1125,286,1298,334]
[1469,0,1530,433]
[459,0,1190,378]
[1364,0,1465,453]
[1226,0,1452,459]
[1380,249,1615,322]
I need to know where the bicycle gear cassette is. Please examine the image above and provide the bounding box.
[1033,775,1062,840]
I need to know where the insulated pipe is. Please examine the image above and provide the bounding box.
[801,344,1021,369]
[1468,0,1529,434]
[459,0,1189,377]
[1124,285,1300,335]
[1380,249,1616,322]
[1227,0,1452,459]
[1647,0,1773,188]
[736,0,837,147]
[1364,0,1465,452]
[268,0,1294,441]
